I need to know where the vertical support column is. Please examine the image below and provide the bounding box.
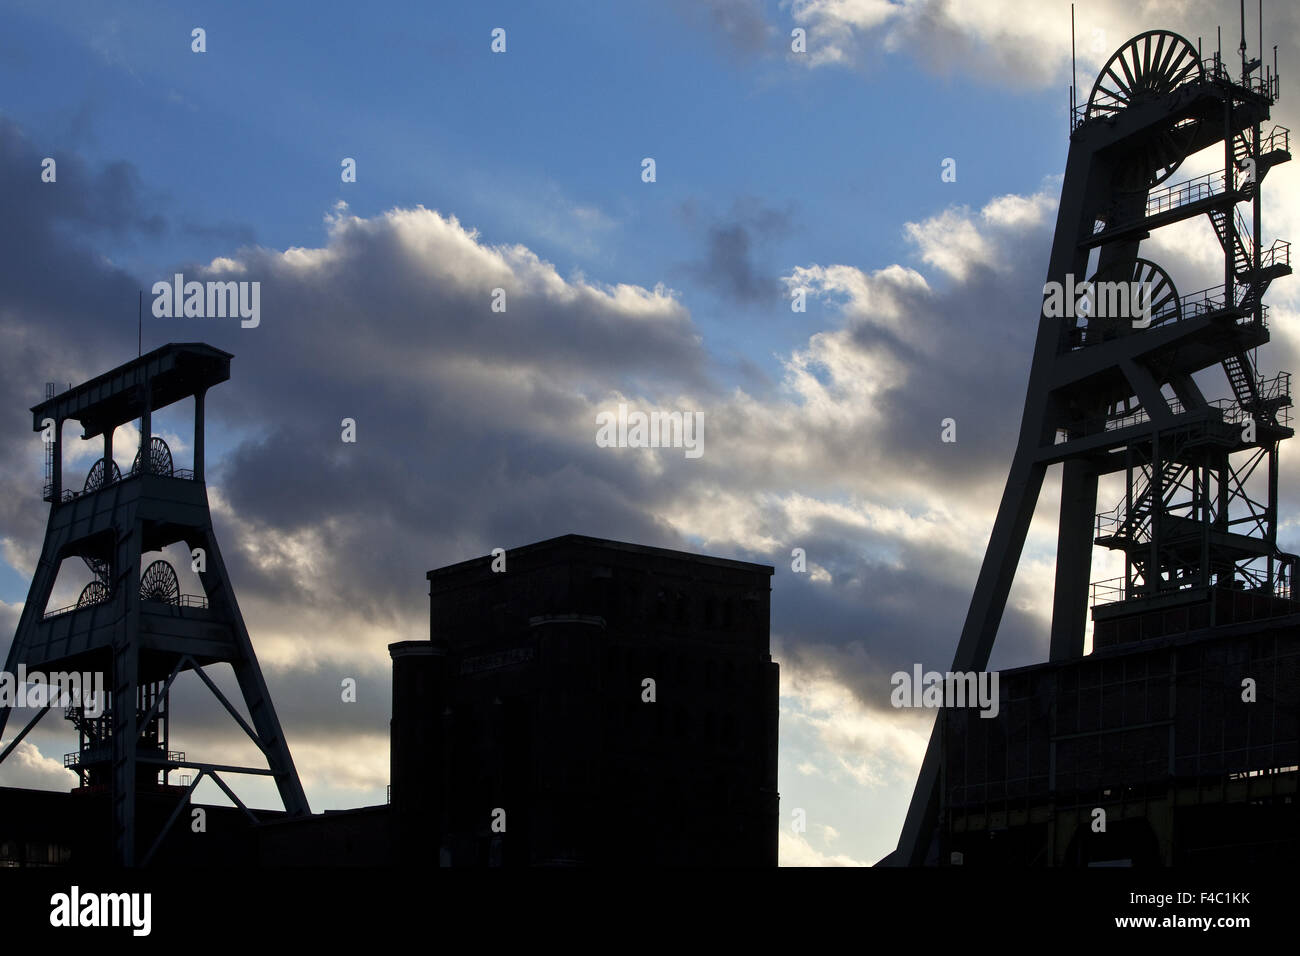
[1124,445,1134,596]
[1050,458,1098,661]
[51,417,62,501]
[1149,430,1162,596]
[140,383,152,475]
[113,518,143,866]
[1253,119,1263,325]
[1267,441,1279,587]
[1225,99,1235,304]
[1199,463,1212,589]
[104,427,114,479]
[193,388,207,481]
[1217,452,1231,536]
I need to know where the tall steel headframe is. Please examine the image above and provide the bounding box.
[0,344,310,865]
[889,28,1293,864]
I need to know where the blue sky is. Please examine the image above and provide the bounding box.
[3,0,1066,371]
[3,0,1300,866]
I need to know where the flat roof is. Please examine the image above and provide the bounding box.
[31,342,233,438]
[427,533,774,581]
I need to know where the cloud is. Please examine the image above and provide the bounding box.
[0,740,77,791]
[677,197,796,304]
[677,0,775,55]
[180,217,258,246]
[0,124,1068,816]
[779,829,871,866]
[7,94,1300,861]
[782,0,1300,90]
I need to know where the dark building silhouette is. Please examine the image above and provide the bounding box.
[390,534,779,866]
[0,533,778,867]
[0,787,276,866]
[889,23,1300,866]
[942,604,1298,866]
[0,344,309,866]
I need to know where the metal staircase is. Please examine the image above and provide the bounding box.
[1222,351,1260,410]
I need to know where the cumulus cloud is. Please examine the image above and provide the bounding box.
[0,117,1069,819]
[6,81,1300,856]
[0,740,77,791]
[782,0,1300,89]
[780,830,871,866]
[781,656,931,789]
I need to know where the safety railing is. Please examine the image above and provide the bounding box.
[1088,169,1257,242]
[1064,376,1291,448]
[1145,170,1226,219]
[1202,55,1234,85]
[44,600,96,620]
[1091,574,1295,611]
[42,467,199,505]
[1260,239,1291,270]
[1232,205,1254,260]
[1072,61,1278,133]
[44,592,208,620]
[1201,56,1277,98]
[1090,576,1210,607]
[1090,577,1128,605]
[1068,278,1268,350]
[64,749,186,768]
[1259,126,1290,155]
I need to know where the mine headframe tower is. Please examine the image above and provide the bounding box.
[0,343,310,865]
[890,24,1293,864]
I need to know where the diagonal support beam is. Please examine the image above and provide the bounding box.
[207,770,260,824]
[0,705,52,766]
[189,659,270,760]
[1121,358,1175,428]
[140,770,206,867]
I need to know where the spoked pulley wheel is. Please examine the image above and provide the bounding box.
[132,436,174,477]
[1087,31,1203,119]
[1087,32,1204,190]
[77,580,109,607]
[83,457,121,493]
[140,559,180,604]
[1076,257,1179,343]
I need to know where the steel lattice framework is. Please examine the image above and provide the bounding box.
[0,344,310,865]
[888,27,1294,865]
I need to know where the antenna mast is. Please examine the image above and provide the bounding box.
[1071,4,1077,121]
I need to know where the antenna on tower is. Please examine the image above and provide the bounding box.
[1237,0,1262,85]
[137,289,142,358]
[1240,0,1247,62]
[1070,4,1077,130]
